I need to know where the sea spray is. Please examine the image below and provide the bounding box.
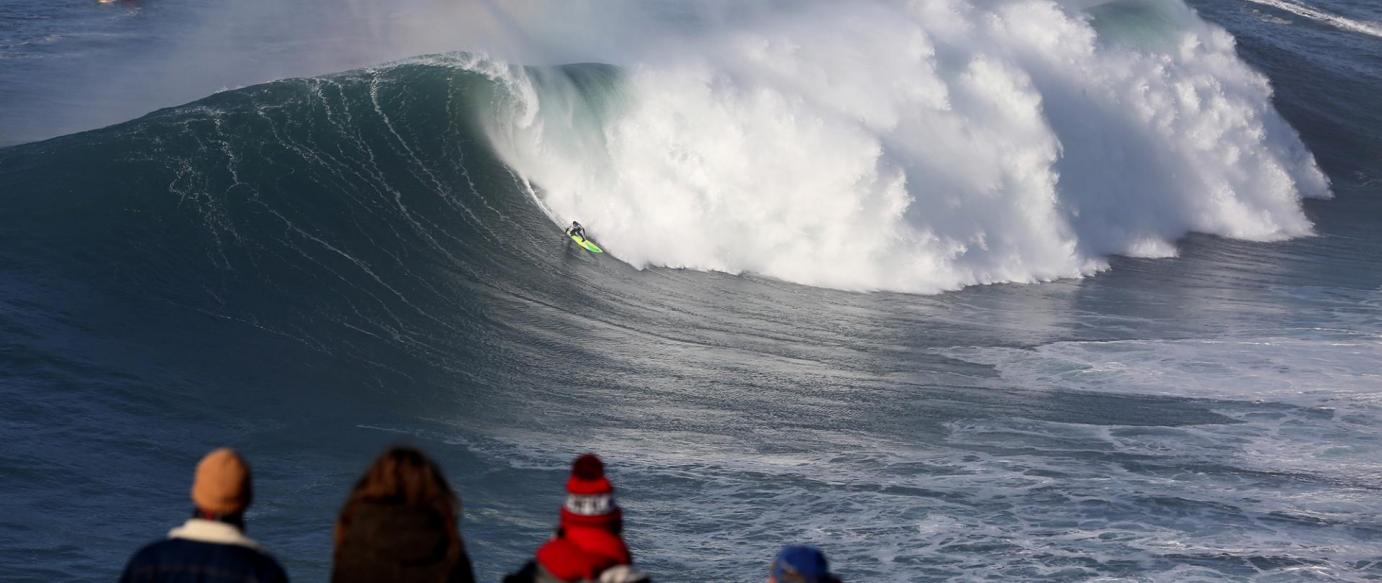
[484,0,1331,293]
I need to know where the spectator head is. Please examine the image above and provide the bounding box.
[536,453,632,580]
[769,545,840,583]
[191,448,253,518]
[334,446,463,563]
[561,453,622,532]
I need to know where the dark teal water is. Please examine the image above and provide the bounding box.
[2,1,1381,581]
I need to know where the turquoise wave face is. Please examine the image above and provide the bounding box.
[1,60,570,365]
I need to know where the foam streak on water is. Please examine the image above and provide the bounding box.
[1244,0,1382,39]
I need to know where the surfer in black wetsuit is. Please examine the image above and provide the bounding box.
[566,221,587,240]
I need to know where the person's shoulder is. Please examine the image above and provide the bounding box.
[124,537,179,563]
[122,539,160,574]
[229,543,287,580]
[209,542,289,582]
[126,538,287,579]
[502,560,540,583]
[254,551,289,582]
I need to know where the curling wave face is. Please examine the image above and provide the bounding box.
[484,0,1331,293]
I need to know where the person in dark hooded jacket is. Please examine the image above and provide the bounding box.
[331,446,475,583]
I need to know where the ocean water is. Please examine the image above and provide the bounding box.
[2,0,1380,581]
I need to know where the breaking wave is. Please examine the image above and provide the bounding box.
[485,0,1331,292]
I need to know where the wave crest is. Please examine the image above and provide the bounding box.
[485,0,1331,293]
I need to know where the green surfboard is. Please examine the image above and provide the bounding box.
[570,233,604,254]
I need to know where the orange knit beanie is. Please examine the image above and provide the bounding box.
[190,448,253,515]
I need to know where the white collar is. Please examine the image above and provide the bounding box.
[168,518,262,550]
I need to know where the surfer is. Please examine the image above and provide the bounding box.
[564,221,605,254]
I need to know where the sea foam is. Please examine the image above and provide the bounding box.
[483,0,1331,293]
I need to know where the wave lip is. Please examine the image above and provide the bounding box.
[484,0,1331,293]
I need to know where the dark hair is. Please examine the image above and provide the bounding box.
[334,446,462,564]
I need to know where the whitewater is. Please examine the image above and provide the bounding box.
[485,0,1331,292]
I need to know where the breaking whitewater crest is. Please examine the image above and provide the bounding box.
[473,0,1330,294]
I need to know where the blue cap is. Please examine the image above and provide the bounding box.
[772,545,835,582]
